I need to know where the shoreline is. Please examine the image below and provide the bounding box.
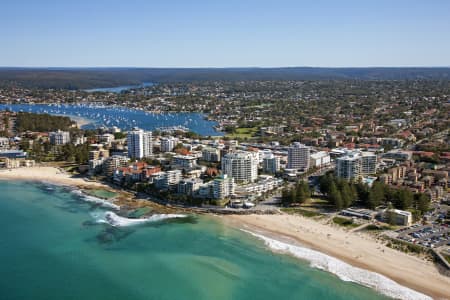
[68,115,93,128]
[0,166,180,214]
[2,167,449,298]
[0,166,108,189]
[222,214,450,300]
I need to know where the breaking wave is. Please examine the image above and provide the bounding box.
[71,190,120,210]
[91,211,187,227]
[242,230,431,300]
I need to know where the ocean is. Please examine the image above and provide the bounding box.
[0,180,393,300]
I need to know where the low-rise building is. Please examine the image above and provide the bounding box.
[173,155,197,169]
[114,163,161,184]
[384,209,413,226]
[0,137,10,150]
[382,150,412,161]
[309,151,331,168]
[96,133,115,145]
[2,158,35,169]
[0,150,27,159]
[235,176,283,196]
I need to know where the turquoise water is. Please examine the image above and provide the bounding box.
[0,180,388,300]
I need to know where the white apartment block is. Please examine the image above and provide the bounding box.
[335,150,377,180]
[127,128,152,159]
[173,155,197,169]
[222,151,258,183]
[96,133,115,144]
[235,176,283,196]
[160,136,177,152]
[212,174,235,199]
[49,130,71,145]
[177,178,203,195]
[202,147,221,162]
[155,170,182,190]
[103,155,129,176]
[287,142,310,171]
[262,153,280,174]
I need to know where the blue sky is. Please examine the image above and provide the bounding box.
[1,0,450,67]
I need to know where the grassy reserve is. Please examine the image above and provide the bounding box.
[332,216,359,228]
[225,127,258,139]
[281,207,322,218]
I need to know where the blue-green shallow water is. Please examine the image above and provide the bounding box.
[0,181,388,300]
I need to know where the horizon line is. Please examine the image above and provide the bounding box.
[1,65,450,69]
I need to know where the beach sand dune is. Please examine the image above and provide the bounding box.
[225,214,450,300]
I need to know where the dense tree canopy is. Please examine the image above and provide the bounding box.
[16,112,75,132]
[318,174,430,216]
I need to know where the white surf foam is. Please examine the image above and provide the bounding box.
[242,230,432,300]
[71,190,120,210]
[92,211,187,227]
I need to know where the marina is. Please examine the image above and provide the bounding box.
[0,103,223,136]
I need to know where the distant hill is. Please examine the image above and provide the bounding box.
[0,67,449,89]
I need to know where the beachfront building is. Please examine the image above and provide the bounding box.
[89,159,104,174]
[49,130,71,145]
[127,128,152,159]
[212,174,235,199]
[1,158,35,169]
[235,176,283,197]
[160,136,177,152]
[335,150,377,181]
[154,170,182,190]
[287,142,310,171]
[177,178,203,196]
[103,155,129,176]
[222,151,258,183]
[113,162,161,184]
[384,209,413,226]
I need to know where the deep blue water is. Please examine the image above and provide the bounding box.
[0,103,223,136]
[84,82,154,93]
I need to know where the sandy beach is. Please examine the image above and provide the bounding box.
[0,166,107,188]
[224,214,450,300]
[68,115,92,128]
